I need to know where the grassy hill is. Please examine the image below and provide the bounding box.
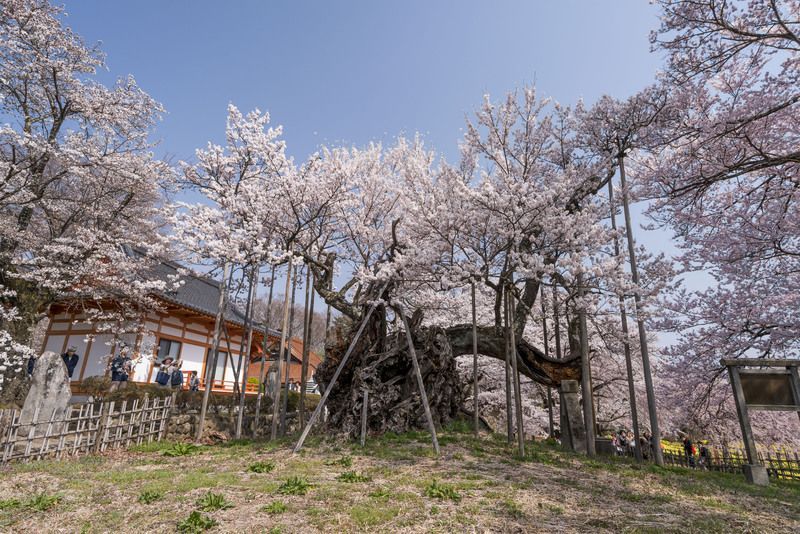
[0,422,797,532]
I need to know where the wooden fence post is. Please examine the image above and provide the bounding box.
[360,389,369,447]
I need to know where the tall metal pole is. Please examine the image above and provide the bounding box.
[235,266,258,439]
[471,280,479,436]
[608,179,643,462]
[619,155,663,466]
[541,285,554,439]
[299,268,315,428]
[270,261,294,440]
[280,264,298,436]
[507,286,525,456]
[196,262,230,443]
[577,274,596,456]
[254,264,276,434]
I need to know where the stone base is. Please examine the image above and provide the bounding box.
[743,464,769,486]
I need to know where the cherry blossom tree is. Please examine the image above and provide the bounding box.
[0,0,176,392]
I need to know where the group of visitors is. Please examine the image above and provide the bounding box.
[682,435,711,469]
[154,357,184,389]
[26,346,82,379]
[612,429,657,460]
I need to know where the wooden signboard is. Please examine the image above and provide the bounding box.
[740,371,797,409]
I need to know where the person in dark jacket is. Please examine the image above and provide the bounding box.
[109,347,133,392]
[683,436,696,468]
[61,347,80,378]
[27,354,36,377]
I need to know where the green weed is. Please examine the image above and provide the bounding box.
[248,460,276,473]
[137,489,163,504]
[177,511,218,533]
[195,491,233,511]
[324,455,353,468]
[163,443,200,457]
[27,493,60,512]
[424,479,461,502]
[277,476,312,495]
[336,470,371,483]
[262,501,288,514]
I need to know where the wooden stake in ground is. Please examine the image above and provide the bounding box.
[235,266,258,439]
[471,279,479,436]
[397,306,440,456]
[360,388,368,447]
[608,179,643,462]
[292,282,389,454]
[619,155,663,466]
[196,261,230,443]
[506,286,525,456]
[254,264,276,435]
[503,284,513,444]
[280,264,299,436]
[271,262,295,441]
[540,285,554,439]
[299,269,315,428]
[577,275,596,456]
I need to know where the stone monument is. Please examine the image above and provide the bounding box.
[19,351,72,434]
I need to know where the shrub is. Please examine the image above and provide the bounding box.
[195,491,233,512]
[336,471,371,483]
[177,511,217,533]
[423,480,461,502]
[248,460,276,474]
[262,501,288,514]
[277,476,312,495]
[137,490,163,504]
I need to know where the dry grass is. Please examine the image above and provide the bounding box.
[0,424,798,533]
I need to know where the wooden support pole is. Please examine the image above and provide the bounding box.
[728,366,759,465]
[608,179,643,462]
[292,282,389,453]
[471,280,479,436]
[397,306,440,456]
[271,262,295,441]
[360,388,369,447]
[619,155,663,466]
[254,264,277,434]
[235,266,259,439]
[280,264,299,436]
[503,284,513,444]
[540,285,554,439]
[299,268,315,428]
[577,275,596,456]
[196,263,229,442]
[507,287,525,456]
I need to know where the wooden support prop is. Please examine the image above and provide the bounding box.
[235,266,259,439]
[608,179,643,462]
[577,275,596,456]
[397,306,441,456]
[728,366,759,465]
[471,280,479,436]
[254,264,277,435]
[299,268,315,428]
[360,388,369,447]
[540,286,554,439]
[507,288,525,456]
[280,264,300,436]
[271,262,296,441]
[619,155,663,466]
[292,282,389,454]
[503,284,513,444]
[196,261,230,442]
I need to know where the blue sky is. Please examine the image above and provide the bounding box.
[62,1,663,165]
[60,1,683,333]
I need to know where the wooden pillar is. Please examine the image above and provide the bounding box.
[398,307,440,456]
[540,285,554,439]
[271,262,295,441]
[293,282,389,453]
[196,262,229,443]
[299,268,315,428]
[577,275,596,456]
[507,288,525,456]
[471,280,479,436]
[254,264,276,434]
[728,366,759,466]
